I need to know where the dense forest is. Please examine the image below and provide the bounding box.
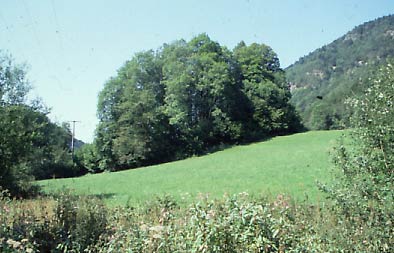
[287,14,394,129]
[83,34,302,172]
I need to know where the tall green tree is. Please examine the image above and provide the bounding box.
[163,34,242,153]
[113,50,174,168]
[0,53,30,104]
[93,35,302,171]
[233,42,302,138]
[0,52,76,195]
[95,76,125,171]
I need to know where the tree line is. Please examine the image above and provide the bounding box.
[2,60,393,251]
[80,34,302,172]
[0,34,303,195]
[0,52,83,196]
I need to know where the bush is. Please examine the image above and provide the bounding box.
[90,194,325,252]
[0,191,108,252]
[319,60,394,252]
[2,189,390,252]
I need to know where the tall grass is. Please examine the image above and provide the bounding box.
[3,190,388,252]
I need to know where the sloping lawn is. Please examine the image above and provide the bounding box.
[39,130,343,206]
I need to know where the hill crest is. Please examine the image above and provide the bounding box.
[286,14,394,129]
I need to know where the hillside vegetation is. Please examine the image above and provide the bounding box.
[82,34,302,173]
[40,130,342,206]
[2,16,394,252]
[287,14,394,129]
[21,59,391,253]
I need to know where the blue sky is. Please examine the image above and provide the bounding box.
[1,0,393,142]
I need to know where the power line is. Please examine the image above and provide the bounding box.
[19,0,69,92]
[20,0,45,58]
[0,9,10,33]
[50,0,65,59]
[49,0,75,93]
[0,9,28,61]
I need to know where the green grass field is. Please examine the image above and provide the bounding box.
[39,130,343,206]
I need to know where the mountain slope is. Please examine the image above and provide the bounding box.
[287,14,394,129]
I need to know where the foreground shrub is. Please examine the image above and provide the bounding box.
[0,191,108,252]
[2,188,391,252]
[319,60,394,252]
[89,194,326,252]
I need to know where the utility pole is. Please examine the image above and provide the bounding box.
[69,120,80,157]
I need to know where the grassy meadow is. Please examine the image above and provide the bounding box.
[39,130,343,206]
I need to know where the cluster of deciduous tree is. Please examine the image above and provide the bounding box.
[90,34,302,172]
[0,52,82,196]
[2,61,393,252]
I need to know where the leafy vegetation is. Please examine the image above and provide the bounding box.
[0,190,107,252]
[40,130,341,206]
[1,14,394,252]
[90,34,302,172]
[3,55,391,253]
[318,59,394,251]
[287,14,394,129]
[0,191,323,252]
[0,52,83,197]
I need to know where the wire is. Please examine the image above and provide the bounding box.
[50,0,89,91]
[19,0,69,92]
[0,8,28,61]
[50,0,65,57]
[20,0,46,59]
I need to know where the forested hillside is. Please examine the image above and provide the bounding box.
[287,14,394,129]
[86,34,302,172]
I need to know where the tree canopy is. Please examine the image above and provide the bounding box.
[0,52,80,196]
[94,34,302,172]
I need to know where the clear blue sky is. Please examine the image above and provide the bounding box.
[1,0,393,143]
